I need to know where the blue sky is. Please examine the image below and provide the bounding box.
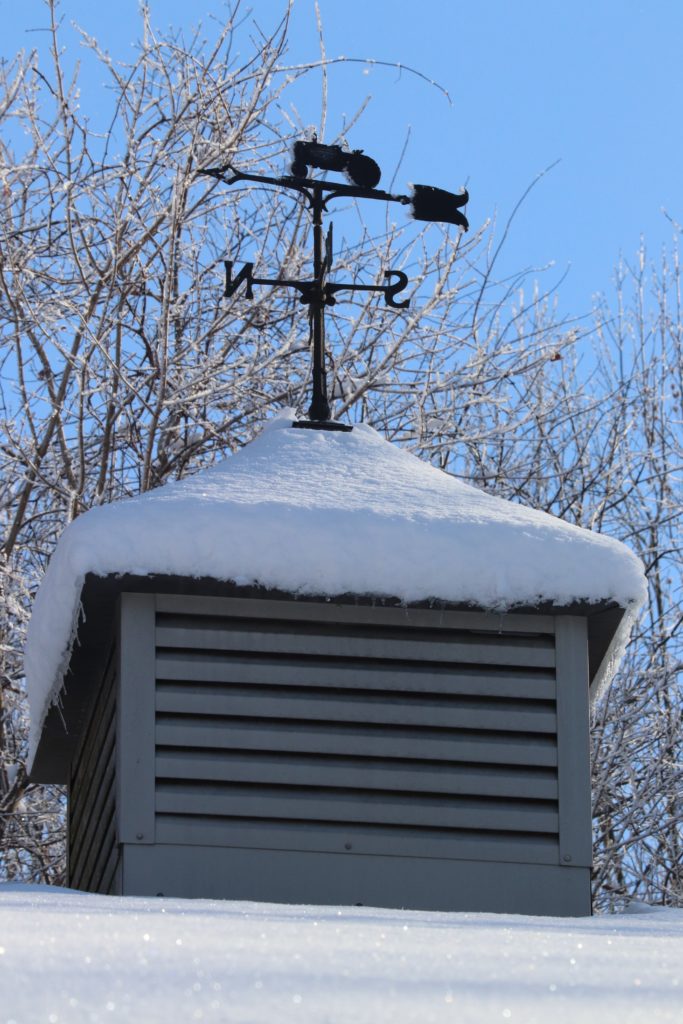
[3,0,682,317]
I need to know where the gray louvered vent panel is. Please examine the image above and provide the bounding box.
[69,646,119,894]
[154,603,559,865]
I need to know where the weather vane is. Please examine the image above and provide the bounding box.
[199,138,469,431]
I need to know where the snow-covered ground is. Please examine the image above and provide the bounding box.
[0,885,680,1023]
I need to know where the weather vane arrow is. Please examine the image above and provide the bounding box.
[199,139,469,430]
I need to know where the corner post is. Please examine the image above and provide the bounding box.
[554,615,593,905]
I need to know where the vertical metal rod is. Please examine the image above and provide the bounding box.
[308,184,331,421]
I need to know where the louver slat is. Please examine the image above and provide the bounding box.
[155,781,559,833]
[155,715,558,767]
[155,685,556,734]
[155,624,556,669]
[156,653,556,700]
[155,749,559,800]
[155,594,556,635]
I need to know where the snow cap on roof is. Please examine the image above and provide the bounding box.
[25,411,647,761]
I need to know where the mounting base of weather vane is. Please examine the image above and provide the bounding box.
[292,420,353,433]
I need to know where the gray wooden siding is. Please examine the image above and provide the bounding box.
[68,645,119,894]
[555,616,593,867]
[150,595,563,868]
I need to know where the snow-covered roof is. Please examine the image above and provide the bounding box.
[25,412,647,763]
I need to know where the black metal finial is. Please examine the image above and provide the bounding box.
[199,141,469,431]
